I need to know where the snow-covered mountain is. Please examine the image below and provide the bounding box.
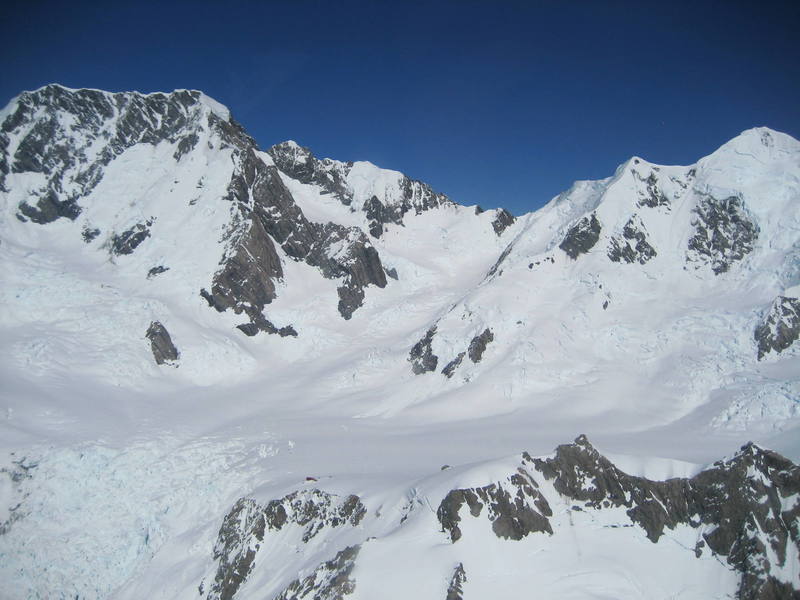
[0,85,798,599]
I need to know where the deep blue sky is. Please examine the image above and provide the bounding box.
[2,1,798,214]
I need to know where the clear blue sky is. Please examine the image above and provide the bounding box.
[2,0,798,214]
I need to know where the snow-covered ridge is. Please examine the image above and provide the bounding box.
[1,86,800,598]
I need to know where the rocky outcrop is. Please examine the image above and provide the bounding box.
[110,220,153,256]
[530,435,800,600]
[491,208,515,235]
[559,213,601,259]
[273,545,360,600]
[145,321,179,365]
[437,474,553,543]
[438,329,493,378]
[445,563,467,600]
[441,352,465,378]
[687,194,758,274]
[210,144,387,325]
[755,296,800,360]
[467,328,494,363]
[205,490,366,600]
[635,171,670,209]
[205,498,265,600]
[607,215,657,264]
[409,326,439,374]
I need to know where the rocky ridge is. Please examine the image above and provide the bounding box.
[203,437,800,599]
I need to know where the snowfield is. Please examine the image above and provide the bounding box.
[0,85,798,598]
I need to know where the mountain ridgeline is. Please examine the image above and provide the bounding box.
[1,85,800,599]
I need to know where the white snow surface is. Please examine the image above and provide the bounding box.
[0,84,799,600]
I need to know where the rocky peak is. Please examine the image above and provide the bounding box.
[268,140,353,204]
[269,140,455,238]
[2,84,229,224]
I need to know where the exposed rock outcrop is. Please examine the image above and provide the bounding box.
[205,490,366,600]
[437,473,553,543]
[607,215,657,264]
[755,295,800,360]
[110,220,152,256]
[491,208,515,235]
[441,352,465,378]
[445,563,467,600]
[145,321,179,366]
[686,194,758,274]
[273,545,360,600]
[467,328,494,363]
[210,144,387,324]
[409,326,439,374]
[635,171,670,209]
[530,435,800,600]
[559,213,601,259]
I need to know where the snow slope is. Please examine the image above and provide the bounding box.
[0,85,798,598]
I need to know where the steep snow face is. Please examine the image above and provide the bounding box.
[406,127,800,437]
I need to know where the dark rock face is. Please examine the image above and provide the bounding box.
[755,296,800,360]
[208,140,387,325]
[147,265,169,279]
[409,326,439,374]
[687,195,758,274]
[468,328,494,363]
[145,321,179,365]
[273,545,360,600]
[559,213,601,259]
[437,474,553,543]
[441,352,465,378]
[530,435,800,600]
[491,208,516,235]
[207,498,265,600]
[635,172,670,209]
[438,328,493,378]
[110,221,152,256]
[17,191,82,223]
[445,563,467,600]
[206,490,366,600]
[607,215,657,265]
